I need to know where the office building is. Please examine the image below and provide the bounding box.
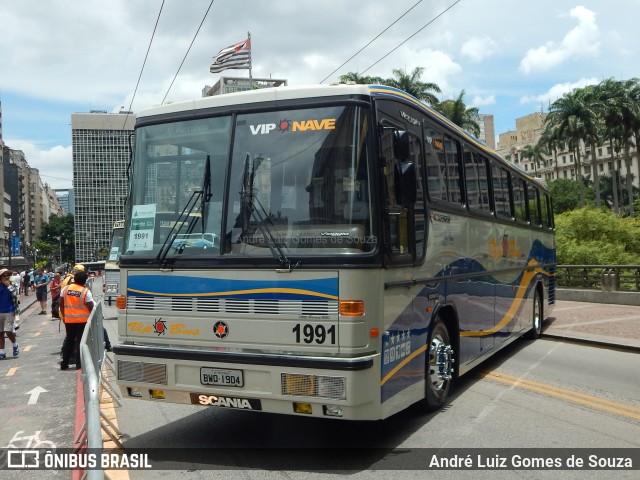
[55,189,74,215]
[71,110,135,262]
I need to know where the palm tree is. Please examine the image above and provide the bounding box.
[545,88,597,206]
[520,142,546,178]
[339,71,385,85]
[581,84,604,208]
[538,124,561,180]
[384,67,441,106]
[434,90,481,137]
[597,78,635,214]
[624,78,640,207]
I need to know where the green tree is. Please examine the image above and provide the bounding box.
[384,67,441,106]
[549,179,583,214]
[545,88,597,207]
[433,90,481,137]
[596,78,635,214]
[339,71,385,85]
[538,124,561,179]
[39,214,75,265]
[520,142,546,177]
[555,207,640,264]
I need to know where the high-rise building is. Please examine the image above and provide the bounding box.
[55,189,74,215]
[71,111,135,262]
[476,114,496,150]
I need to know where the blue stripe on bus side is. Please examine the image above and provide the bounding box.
[126,276,339,301]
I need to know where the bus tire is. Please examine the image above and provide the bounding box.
[423,318,453,412]
[524,291,542,340]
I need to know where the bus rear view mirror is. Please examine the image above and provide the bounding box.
[394,161,417,206]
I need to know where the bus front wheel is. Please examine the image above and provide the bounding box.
[423,318,454,412]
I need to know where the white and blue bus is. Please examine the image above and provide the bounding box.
[114,84,555,420]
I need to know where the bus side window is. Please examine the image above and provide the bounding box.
[424,126,462,206]
[513,178,527,223]
[541,193,552,229]
[492,164,513,218]
[464,148,490,211]
[425,127,447,201]
[444,135,463,205]
[528,184,542,226]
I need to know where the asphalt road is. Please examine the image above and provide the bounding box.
[3,293,640,479]
[0,296,78,480]
[101,305,640,480]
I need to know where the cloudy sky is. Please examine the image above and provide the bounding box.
[1,0,638,189]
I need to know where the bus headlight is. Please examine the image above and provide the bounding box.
[281,374,346,400]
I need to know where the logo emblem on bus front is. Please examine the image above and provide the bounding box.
[213,321,229,339]
[153,318,167,336]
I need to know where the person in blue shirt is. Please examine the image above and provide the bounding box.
[0,268,20,359]
[33,268,50,315]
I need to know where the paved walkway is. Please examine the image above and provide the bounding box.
[544,300,640,352]
[13,285,640,353]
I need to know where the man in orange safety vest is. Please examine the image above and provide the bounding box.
[59,270,94,370]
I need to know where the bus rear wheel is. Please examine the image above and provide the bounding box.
[423,318,454,412]
[524,291,543,340]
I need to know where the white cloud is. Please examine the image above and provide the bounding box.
[461,36,497,63]
[520,77,599,105]
[519,6,600,74]
[6,140,73,190]
[472,95,496,107]
[413,49,462,96]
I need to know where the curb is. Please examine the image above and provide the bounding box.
[541,331,640,353]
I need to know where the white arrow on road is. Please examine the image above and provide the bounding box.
[26,386,48,405]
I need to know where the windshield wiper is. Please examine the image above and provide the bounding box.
[156,189,203,265]
[241,154,296,271]
[156,156,211,265]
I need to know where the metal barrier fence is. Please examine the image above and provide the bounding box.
[556,265,640,291]
[76,291,122,479]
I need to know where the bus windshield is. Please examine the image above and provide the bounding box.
[124,105,374,261]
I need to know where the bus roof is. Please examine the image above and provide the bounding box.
[137,83,372,119]
[136,83,549,192]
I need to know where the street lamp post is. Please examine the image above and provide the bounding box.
[57,235,64,268]
[4,231,14,269]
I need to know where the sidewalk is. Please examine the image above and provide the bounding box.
[543,300,640,352]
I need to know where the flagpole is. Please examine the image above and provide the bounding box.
[248,31,253,86]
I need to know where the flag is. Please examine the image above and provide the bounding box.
[210,38,251,73]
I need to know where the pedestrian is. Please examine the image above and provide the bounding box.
[50,272,62,319]
[57,263,111,357]
[61,264,85,290]
[0,268,20,359]
[33,268,50,315]
[10,271,20,292]
[59,270,94,370]
[22,270,30,296]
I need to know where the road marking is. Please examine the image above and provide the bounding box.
[480,370,640,421]
[26,386,48,405]
[24,345,32,352]
[7,367,18,376]
[34,332,41,337]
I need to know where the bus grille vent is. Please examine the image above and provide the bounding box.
[128,297,338,316]
[118,360,167,385]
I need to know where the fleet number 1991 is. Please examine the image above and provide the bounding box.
[292,324,336,344]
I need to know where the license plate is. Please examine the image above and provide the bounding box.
[200,367,244,387]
